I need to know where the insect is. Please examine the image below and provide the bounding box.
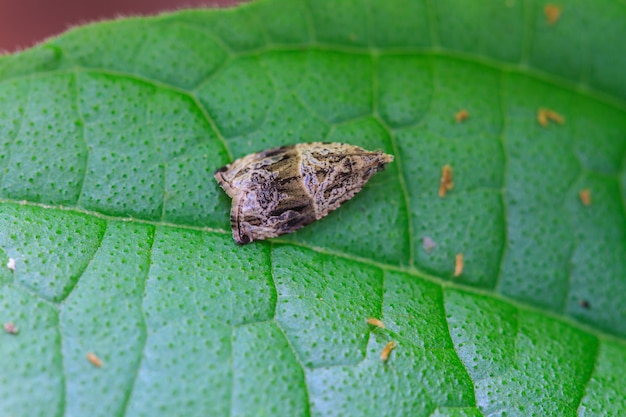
[537,108,564,127]
[454,253,464,277]
[579,189,591,206]
[544,4,562,25]
[439,164,454,198]
[86,352,103,368]
[215,142,394,245]
[366,317,386,329]
[454,109,469,123]
[380,341,397,362]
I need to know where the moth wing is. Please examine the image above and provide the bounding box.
[229,191,251,245]
[216,143,394,245]
[230,188,316,245]
[214,146,294,199]
[299,147,394,218]
[221,146,316,244]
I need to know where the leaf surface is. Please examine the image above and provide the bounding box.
[0,0,625,416]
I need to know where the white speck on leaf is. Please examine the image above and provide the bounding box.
[6,258,16,271]
[422,237,437,253]
[4,322,18,335]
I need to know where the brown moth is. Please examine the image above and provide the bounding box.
[214,142,394,245]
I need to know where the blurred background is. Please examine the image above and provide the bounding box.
[0,0,243,53]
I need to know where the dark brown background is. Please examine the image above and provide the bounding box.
[0,0,243,53]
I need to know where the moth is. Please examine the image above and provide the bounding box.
[214,142,394,245]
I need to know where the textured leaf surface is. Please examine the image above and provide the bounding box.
[0,0,625,416]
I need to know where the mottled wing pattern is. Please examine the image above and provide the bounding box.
[297,143,394,218]
[215,142,394,245]
[215,145,316,244]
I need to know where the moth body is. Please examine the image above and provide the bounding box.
[215,142,394,244]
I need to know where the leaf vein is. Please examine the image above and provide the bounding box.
[573,338,601,414]
[441,287,479,407]
[117,225,155,417]
[494,72,511,292]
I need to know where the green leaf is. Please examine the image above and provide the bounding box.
[0,0,625,416]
